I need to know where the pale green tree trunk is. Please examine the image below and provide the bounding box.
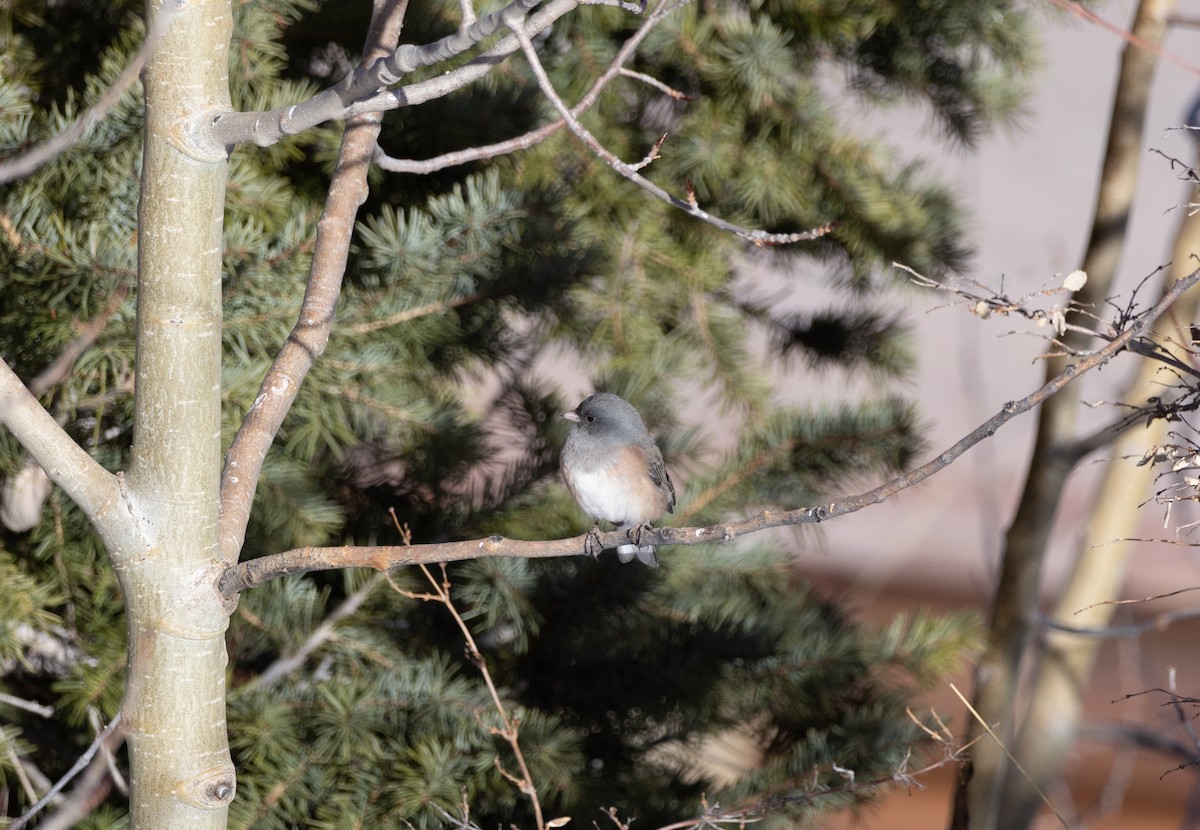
[119,0,236,825]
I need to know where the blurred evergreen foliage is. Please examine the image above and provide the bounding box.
[0,0,1033,825]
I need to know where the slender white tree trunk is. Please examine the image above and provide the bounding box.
[120,0,236,825]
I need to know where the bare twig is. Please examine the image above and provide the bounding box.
[219,268,1200,598]
[8,712,125,830]
[87,706,127,796]
[1041,608,1200,638]
[386,520,548,830]
[505,13,835,246]
[1045,0,1200,77]
[949,684,1070,829]
[34,755,119,830]
[3,736,38,806]
[374,0,681,175]
[0,693,54,718]
[345,292,486,334]
[1075,584,1200,613]
[899,263,1106,340]
[1166,667,1200,767]
[618,68,693,100]
[28,283,131,399]
[0,4,180,185]
[239,572,386,692]
[628,133,668,171]
[1112,670,1200,778]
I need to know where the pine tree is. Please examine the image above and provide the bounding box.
[0,0,1033,827]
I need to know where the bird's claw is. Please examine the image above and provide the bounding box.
[584,524,604,558]
[627,523,653,548]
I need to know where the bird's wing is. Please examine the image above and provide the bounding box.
[645,447,676,514]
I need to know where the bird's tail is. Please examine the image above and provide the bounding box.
[616,544,659,567]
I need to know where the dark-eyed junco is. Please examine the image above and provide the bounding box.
[560,392,676,566]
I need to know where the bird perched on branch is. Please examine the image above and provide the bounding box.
[560,392,676,566]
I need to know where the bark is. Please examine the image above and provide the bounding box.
[951,2,1176,827]
[120,0,236,825]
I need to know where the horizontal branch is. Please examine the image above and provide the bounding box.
[375,0,679,174]
[218,268,1200,600]
[204,0,585,152]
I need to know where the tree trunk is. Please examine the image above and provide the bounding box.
[120,0,236,825]
[997,164,1200,828]
[952,1,1174,827]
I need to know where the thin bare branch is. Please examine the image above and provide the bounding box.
[1167,667,1200,764]
[1040,608,1200,638]
[618,67,694,100]
[1113,672,1200,778]
[0,693,54,718]
[8,713,124,830]
[87,706,126,796]
[1076,583,1200,613]
[1046,0,1200,77]
[375,0,680,175]
[389,559,548,830]
[219,267,1200,598]
[628,133,667,171]
[239,573,386,692]
[0,4,180,185]
[0,362,124,540]
[584,0,647,11]
[28,283,130,399]
[4,738,38,806]
[30,750,120,830]
[949,685,1071,829]
[505,14,834,246]
[345,292,485,334]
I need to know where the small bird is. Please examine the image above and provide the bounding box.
[560,392,676,566]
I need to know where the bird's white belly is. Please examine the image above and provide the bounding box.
[566,466,657,527]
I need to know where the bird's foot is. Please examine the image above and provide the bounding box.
[584,523,604,559]
[626,523,654,548]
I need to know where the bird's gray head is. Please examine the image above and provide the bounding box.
[562,392,648,444]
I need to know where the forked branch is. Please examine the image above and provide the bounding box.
[504,13,835,246]
[204,0,588,153]
[388,531,549,830]
[374,0,681,174]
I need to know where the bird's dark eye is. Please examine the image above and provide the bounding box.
[585,415,596,422]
